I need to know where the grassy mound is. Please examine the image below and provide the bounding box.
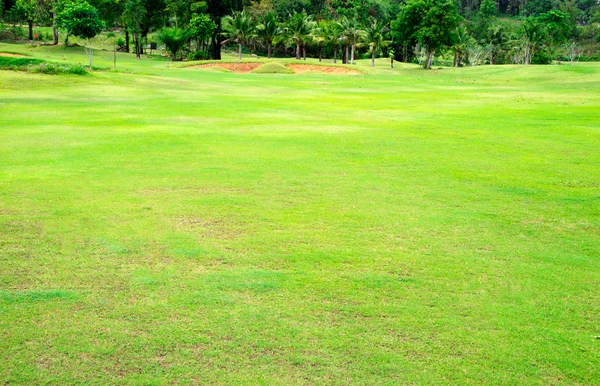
[251,62,294,74]
[0,56,87,75]
[0,56,44,67]
[202,66,232,73]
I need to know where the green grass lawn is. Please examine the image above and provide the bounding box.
[1,42,600,384]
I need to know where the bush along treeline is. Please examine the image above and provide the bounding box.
[1,0,599,68]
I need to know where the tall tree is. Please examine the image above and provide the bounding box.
[365,17,389,67]
[190,12,217,51]
[255,11,279,58]
[222,11,255,60]
[392,0,462,69]
[15,0,37,39]
[538,9,572,56]
[56,0,104,68]
[284,10,314,60]
[120,0,146,59]
[329,19,344,63]
[486,23,506,64]
[310,19,329,62]
[521,17,545,64]
[450,25,472,67]
[341,17,367,65]
[206,0,243,59]
[57,0,103,46]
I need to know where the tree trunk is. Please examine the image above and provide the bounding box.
[454,52,460,67]
[319,47,322,62]
[87,40,93,70]
[65,33,69,46]
[425,51,433,69]
[333,46,337,63]
[302,46,306,60]
[268,43,271,59]
[211,34,222,60]
[350,44,355,65]
[296,43,300,60]
[135,9,141,60]
[28,20,33,40]
[238,42,242,60]
[134,33,140,59]
[342,45,347,64]
[490,50,494,65]
[125,29,130,53]
[52,13,58,45]
[371,47,375,67]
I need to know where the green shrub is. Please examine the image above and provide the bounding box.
[116,37,126,47]
[156,27,192,60]
[187,50,210,61]
[251,62,294,74]
[0,24,25,41]
[532,49,552,64]
[578,55,600,62]
[30,62,88,75]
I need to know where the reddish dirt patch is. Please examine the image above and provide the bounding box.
[287,64,361,75]
[188,63,262,73]
[0,52,27,58]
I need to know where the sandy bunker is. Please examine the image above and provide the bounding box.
[189,62,361,75]
[0,52,27,58]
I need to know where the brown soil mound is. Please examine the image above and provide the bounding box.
[287,64,361,75]
[0,52,27,58]
[188,62,262,73]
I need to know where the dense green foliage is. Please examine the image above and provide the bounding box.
[222,11,255,60]
[155,27,191,60]
[284,10,315,60]
[56,1,104,42]
[256,11,279,58]
[1,0,598,64]
[392,0,462,68]
[189,12,216,49]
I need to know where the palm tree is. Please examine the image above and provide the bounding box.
[487,24,506,65]
[310,20,329,62]
[285,11,315,60]
[156,27,192,61]
[365,17,389,67]
[450,25,472,67]
[256,11,279,59]
[340,17,367,65]
[222,11,255,60]
[329,21,344,63]
[521,18,546,65]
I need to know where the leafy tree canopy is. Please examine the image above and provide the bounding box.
[392,0,461,67]
[57,0,104,39]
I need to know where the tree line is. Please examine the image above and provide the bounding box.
[1,0,598,68]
